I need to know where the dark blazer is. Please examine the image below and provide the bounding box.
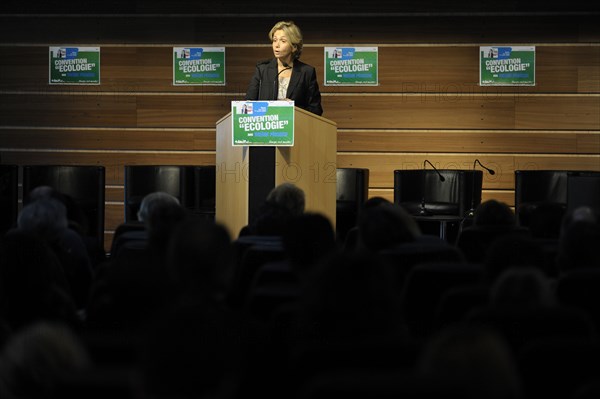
[245,58,323,116]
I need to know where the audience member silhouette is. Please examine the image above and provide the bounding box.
[241,182,305,236]
[557,207,600,272]
[417,325,522,399]
[296,250,406,345]
[86,192,187,331]
[484,235,552,282]
[26,185,104,264]
[15,198,93,310]
[457,200,528,263]
[0,322,90,399]
[165,217,233,305]
[342,196,392,252]
[0,231,79,332]
[26,186,89,244]
[357,201,421,252]
[490,267,555,309]
[282,212,337,284]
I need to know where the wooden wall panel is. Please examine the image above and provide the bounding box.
[4,128,597,155]
[2,93,597,130]
[338,130,599,154]
[0,128,216,151]
[2,46,598,94]
[324,95,600,130]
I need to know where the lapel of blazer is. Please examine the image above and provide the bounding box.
[265,59,278,100]
[286,61,302,99]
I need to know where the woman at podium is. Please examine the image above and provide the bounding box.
[245,20,323,116]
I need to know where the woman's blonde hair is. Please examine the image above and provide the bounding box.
[269,20,303,59]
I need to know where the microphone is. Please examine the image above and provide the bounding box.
[466,159,495,218]
[274,61,292,99]
[420,160,445,216]
[474,158,495,175]
[424,159,445,182]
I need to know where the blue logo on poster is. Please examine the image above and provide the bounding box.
[58,48,79,59]
[189,48,204,60]
[332,47,355,60]
[252,102,268,116]
[497,47,512,59]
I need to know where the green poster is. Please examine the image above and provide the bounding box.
[324,47,378,86]
[480,46,535,86]
[232,101,294,146]
[173,47,225,85]
[49,47,100,85]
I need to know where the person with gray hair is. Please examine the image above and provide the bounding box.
[265,182,305,217]
[137,191,181,223]
[16,198,92,310]
[242,183,306,236]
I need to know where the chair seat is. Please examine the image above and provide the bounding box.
[400,201,459,216]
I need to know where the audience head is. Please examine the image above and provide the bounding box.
[358,202,421,252]
[0,322,90,399]
[558,219,600,272]
[0,230,76,330]
[17,197,68,242]
[474,200,515,227]
[137,191,181,223]
[418,325,522,399]
[491,267,555,309]
[484,235,550,282]
[282,212,336,279]
[265,182,305,217]
[300,251,404,342]
[26,186,88,236]
[166,218,233,301]
[528,202,566,239]
[250,183,306,235]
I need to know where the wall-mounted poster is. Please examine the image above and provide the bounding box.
[324,47,378,86]
[49,47,100,85]
[231,101,295,146]
[480,46,535,86]
[173,47,225,85]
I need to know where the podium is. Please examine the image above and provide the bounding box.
[215,106,337,237]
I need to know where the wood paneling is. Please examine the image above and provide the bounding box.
[338,130,600,154]
[2,93,598,130]
[0,128,216,151]
[2,46,598,94]
[3,128,597,154]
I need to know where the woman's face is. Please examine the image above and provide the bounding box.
[272,29,295,63]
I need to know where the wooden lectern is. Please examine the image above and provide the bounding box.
[215,106,337,237]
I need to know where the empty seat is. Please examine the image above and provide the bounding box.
[394,169,482,217]
[567,171,600,215]
[514,170,568,227]
[124,165,195,222]
[336,168,369,240]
